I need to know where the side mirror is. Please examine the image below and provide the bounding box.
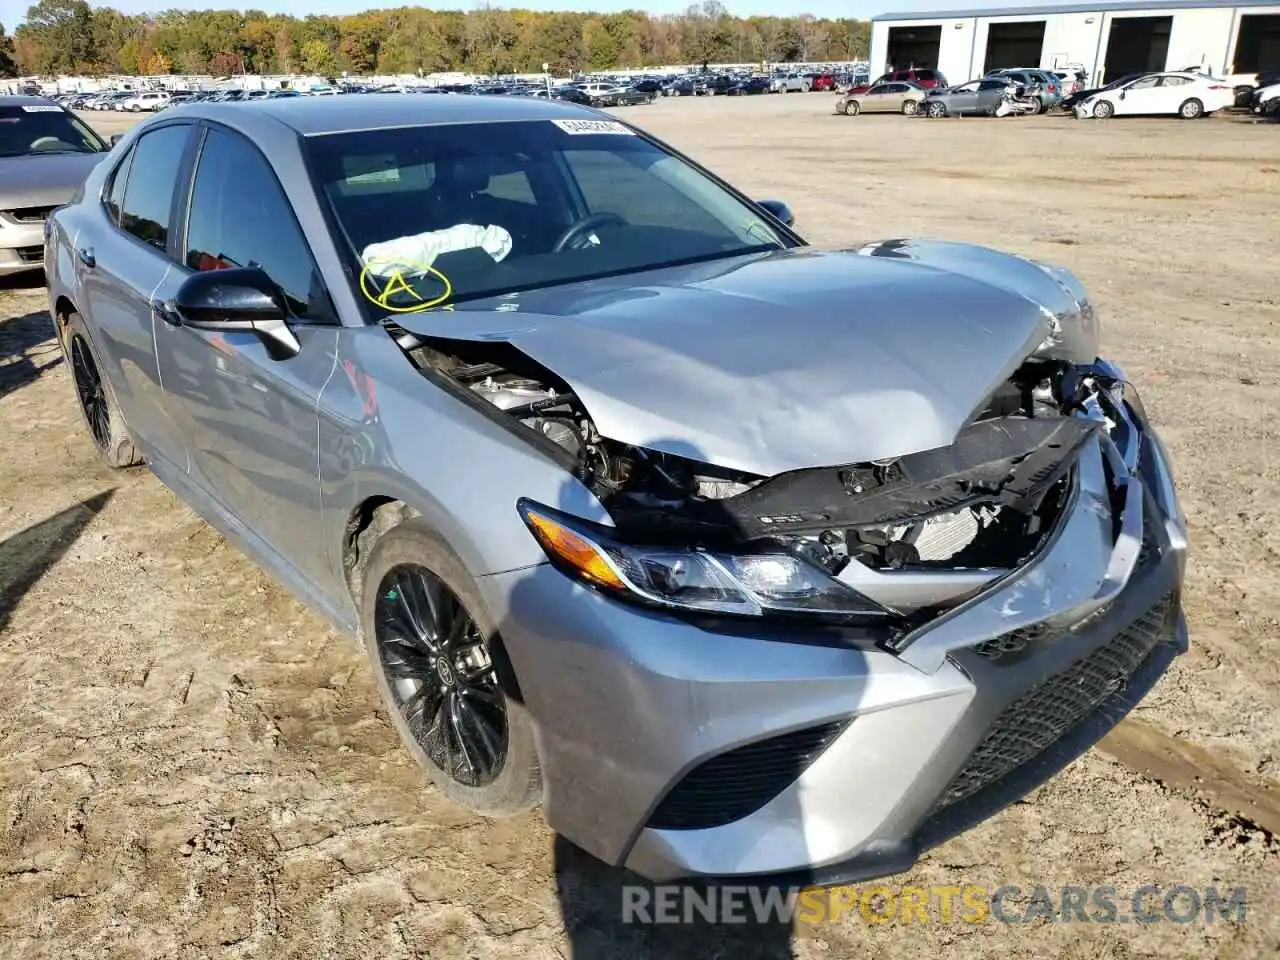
[109,133,124,146]
[172,267,300,360]
[756,198,795,228]
[1119,90,1126,99]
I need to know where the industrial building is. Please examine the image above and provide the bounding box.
[869,0,1280,87]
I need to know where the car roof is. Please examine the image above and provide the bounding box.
[0,95,62,108]
[170,93,610,136]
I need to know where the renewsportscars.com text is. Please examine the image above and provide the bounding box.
[621,883,1248,926]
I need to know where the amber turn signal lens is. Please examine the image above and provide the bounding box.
[524,510,626,591]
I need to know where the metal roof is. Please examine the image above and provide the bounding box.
[873,0,1280,21]
[178,92,601,136]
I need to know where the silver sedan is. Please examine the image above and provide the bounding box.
[45,94,1188,886]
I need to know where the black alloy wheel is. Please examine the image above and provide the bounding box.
[373,563,507,787]
[70,334,110,451]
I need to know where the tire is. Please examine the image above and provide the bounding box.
[1179,97,1204,119]
[926,100,946,118]
[1033,96,1045,114]
[1093,99,1114,119]
[61,311,142,468]
[360,520,541,816]
[846,100,860,116]
[902,99,918,116]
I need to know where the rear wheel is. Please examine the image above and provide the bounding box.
[1179,97,1204,119]
[926,100,946,118]
[63,311,142,468]
[902,99,919,116]
[1093,99,1114,119]
[361,521,541,815]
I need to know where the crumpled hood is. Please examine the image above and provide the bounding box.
[0,153,105,209]
[395,243,1090,476]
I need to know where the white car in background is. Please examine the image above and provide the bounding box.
[1074,71,1233,119]
[770,74,811,93]
[118,91,171,112]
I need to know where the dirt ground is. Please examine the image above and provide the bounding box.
[1,95,1278,959]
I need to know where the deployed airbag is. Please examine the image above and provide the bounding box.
[362,224,513,277]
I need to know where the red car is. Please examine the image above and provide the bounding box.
[809,72,837,92]
[845,68,947,96]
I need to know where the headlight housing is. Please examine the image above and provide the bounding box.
[517,500,895,623]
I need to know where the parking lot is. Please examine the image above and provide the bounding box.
[1,93,1278,958]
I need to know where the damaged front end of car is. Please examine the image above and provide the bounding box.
[385,316,1171,656]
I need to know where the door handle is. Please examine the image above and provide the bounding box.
[76,247,95,268]
[151,299,182,326]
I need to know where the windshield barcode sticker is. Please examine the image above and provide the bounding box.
[551,119,634,135]
[22,105,64,113]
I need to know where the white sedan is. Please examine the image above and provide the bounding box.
[1074,71,1234,119]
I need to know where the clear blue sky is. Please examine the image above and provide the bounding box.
[2,0,1027,31]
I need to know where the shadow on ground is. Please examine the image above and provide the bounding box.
[0,489,115,633]
[0,310,60,403]
[555,837,797,959]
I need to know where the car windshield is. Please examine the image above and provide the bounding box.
[0,104,108,157]
[306,119,790,313]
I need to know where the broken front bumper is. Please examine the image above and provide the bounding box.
[480,365,1188,884]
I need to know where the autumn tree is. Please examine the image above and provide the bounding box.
[17,0,99,74]
[0,23,17,77]
[5,3,869,79]
[300,37,336,76]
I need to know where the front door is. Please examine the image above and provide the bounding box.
[1114,74,1160,114]
[153,123,340,595]
[77,122,195,472]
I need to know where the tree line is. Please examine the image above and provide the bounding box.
[0,0,870,79]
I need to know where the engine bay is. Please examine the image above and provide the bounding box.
[396,328,1111,613]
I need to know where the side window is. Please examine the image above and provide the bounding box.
[1129,76,1160,90]
[118,124,191,252]
[1160,76,1191,87]
[184,128,323,320]
[980,80,1007,91]
[103,146,134,225]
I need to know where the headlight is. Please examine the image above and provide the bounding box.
[1031,262,1099,362]
[518,500,894,622]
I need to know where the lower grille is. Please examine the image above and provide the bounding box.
[647,720,848,831]
[931,592,1174,815]
[15,245,42,263]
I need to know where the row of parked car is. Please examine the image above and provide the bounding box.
[835,65,1273,121]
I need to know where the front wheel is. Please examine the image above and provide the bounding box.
[362,521,541,815]
[845,100,860,116]
[1093,99,1114,119]
[902,99,918,116]
[926,100,946,118]
[1179,97,1204,119]
[62,311,142,468]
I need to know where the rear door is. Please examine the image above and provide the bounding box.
[77,121,196,471]
[978,79,1010,112]
[1153,74,1195,112]
[154,123,339,593]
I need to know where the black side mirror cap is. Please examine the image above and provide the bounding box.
[109,133,124,146]
[757,198,795,228]
[173,267,300,360]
